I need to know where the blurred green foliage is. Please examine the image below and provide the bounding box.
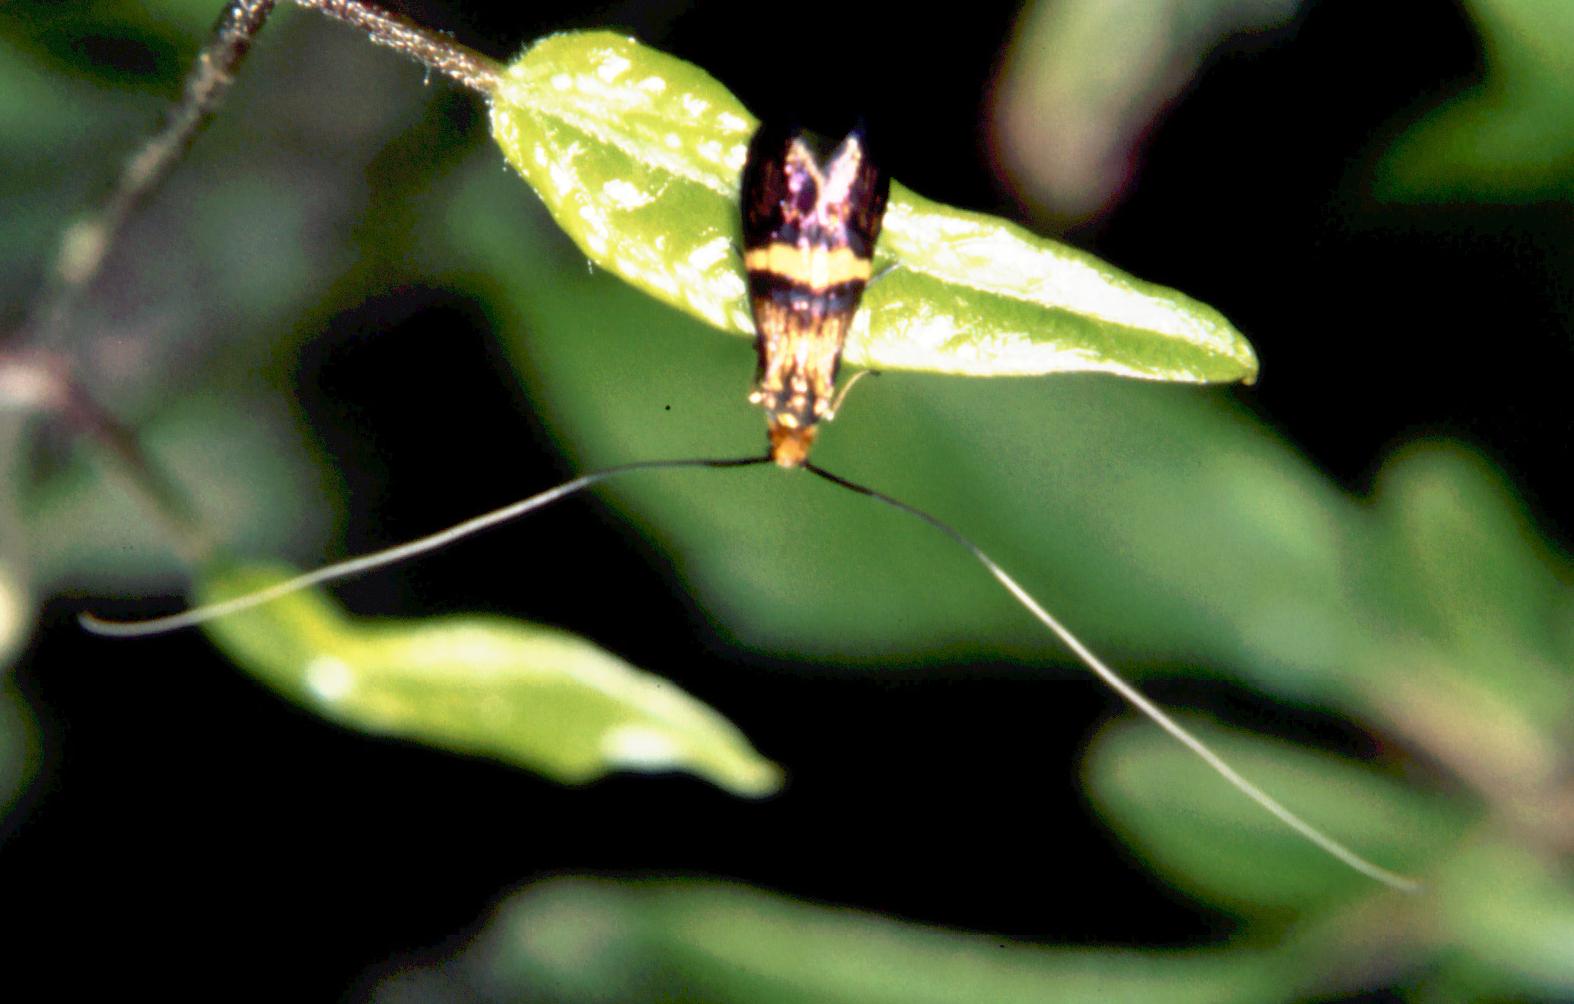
[1377,0,1574,200]
[376,877,1299,1003]
[1,4,1571,1002]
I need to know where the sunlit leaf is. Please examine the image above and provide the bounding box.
[489,30,1257,384]
[1085,719,1468,914]
[198,563,782,796]
[375,877,1295,1003]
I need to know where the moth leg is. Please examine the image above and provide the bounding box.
[826,368,880,420]
[866,261,900,290]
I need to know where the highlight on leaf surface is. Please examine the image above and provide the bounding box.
[488,31,1258,385]
[195,563,782,797]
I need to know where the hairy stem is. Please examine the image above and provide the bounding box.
[293,0,503,93]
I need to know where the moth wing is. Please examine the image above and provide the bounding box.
[742,124,818,249]
[822,130,890,258]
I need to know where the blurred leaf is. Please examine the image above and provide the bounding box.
[0,682,39,815]
[1360,443,1573,789]
[374,877,1296,1004]
[993,0,1299,223]
[1085,719,1469,914]
[1377,444,1570,692]
[0,0,218,87]
[1432,840,1574,996]
[198,563,783,796]
[1,374,40,822]
[1376,0,1574,201]
[490,30,1257,384]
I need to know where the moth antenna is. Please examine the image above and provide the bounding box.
[79,454,771,638]
[803,462,1421,893]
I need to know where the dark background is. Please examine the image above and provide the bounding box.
[6,0,1568,996]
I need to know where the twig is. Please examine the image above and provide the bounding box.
[0,349,211,563]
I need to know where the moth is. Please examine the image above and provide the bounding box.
[741,124,889,467]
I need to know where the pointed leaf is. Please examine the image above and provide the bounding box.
[197,563,782,797]
[488,31,1257,384]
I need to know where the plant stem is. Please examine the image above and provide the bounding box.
[0,350,211,564]
[293,0,503,94]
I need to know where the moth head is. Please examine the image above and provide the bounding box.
[767,420,817,468]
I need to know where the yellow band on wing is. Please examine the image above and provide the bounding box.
[744,244,872,289]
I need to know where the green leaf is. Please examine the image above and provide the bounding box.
[1431,840,1574,997]
[1085,719,1469,915]
[1378,444,1571,682]
[0,682,39,815]
[1365,443,1574,756]
[1375,0,1574,201]
[197,563,782,797]
[381,877,1295,1004]
[488,30,1257,384]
